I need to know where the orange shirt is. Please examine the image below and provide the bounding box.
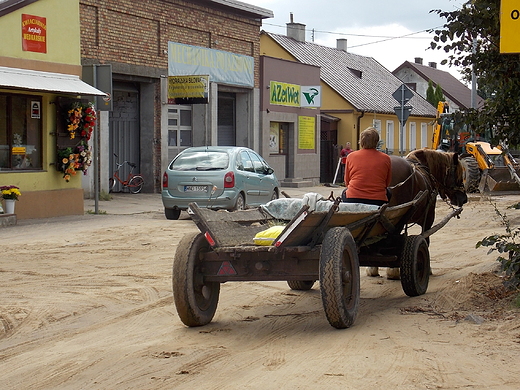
[344,148,391,201]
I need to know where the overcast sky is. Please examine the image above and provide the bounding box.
[253,0,467,81]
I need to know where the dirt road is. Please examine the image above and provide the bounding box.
[1,189,519,389]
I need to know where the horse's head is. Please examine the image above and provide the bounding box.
[407,149,468,207]
[442,152,468,207]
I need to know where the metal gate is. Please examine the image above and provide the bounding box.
[109,88,140,192]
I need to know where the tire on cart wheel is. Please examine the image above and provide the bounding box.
[319,227,360,329]
[287,280,315,290]
[172,231,220,326]
[400,235,430,297]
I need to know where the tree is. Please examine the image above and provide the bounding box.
[434,83,445,105]
[426,80,436,106]
[430,0,520,146]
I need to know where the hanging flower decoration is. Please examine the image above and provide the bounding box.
[1,185,21,201]
[65,102,96,140]
[81,102,96,141]
[57,141,93,182]
[67,102,83,139]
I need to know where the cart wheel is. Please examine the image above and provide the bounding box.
[173,232,220,326]
[287,280,315,290]
[319,227,360,329]
[400,235,430,297]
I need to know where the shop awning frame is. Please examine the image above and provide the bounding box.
[0,66,107,96]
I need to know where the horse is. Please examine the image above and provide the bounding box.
[366,148,468,279]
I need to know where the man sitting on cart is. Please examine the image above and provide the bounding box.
[342,127,391,206]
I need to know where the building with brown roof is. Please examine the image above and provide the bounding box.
[393,57,484,111]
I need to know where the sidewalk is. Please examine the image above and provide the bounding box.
[83,184,344,215]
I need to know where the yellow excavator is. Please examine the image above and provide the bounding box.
[432,101,520,193]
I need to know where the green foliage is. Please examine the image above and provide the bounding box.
[426,80,445,108]
[434,84,445,104]
[426,80,435,106]
[476,202,520,289]
[430,0,520,145]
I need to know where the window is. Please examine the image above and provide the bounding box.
[409,122,417,151]
[385,120,394,154]
[0,93,42,170]
[167,105,192,147]
[269,122,288,155]
[421,123,428,148]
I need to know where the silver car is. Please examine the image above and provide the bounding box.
[162,146,280,220]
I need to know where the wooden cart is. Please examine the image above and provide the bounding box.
[173,191,462,329]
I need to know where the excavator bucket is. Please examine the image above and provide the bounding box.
[479,167,520,192]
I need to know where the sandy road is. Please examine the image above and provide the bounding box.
[1,189,519,389]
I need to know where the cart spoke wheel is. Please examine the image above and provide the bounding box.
[400,235,430,297]
[319,227,360,329]
[173,232,220,326]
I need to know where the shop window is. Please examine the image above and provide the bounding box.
[0,93,42,170]
[269,122,288,155]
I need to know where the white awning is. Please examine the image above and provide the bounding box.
[0,66,107,96]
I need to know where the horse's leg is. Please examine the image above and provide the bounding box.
[366,267,380,277]
[386,268,400,280]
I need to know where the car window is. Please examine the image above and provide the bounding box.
[240,150,254,172]
[249,151,265,174]
[170,151,229,171]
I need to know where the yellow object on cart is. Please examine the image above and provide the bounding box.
[253,225,285,246]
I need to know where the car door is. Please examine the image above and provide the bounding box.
[248,150,273,203]
[237,150,261,204]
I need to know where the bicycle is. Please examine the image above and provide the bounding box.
[109,153,144,194]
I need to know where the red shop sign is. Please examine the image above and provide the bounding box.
[22,14,47,53]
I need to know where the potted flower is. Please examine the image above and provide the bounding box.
[1,185,21,214]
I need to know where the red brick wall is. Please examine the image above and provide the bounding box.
[80,0,261,85]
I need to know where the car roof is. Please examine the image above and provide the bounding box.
[180,146,256,154]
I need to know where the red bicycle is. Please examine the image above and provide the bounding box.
[108,153,144,194]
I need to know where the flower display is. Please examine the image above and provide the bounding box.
[1,185,21,201]
[65,102,97,140]
[67,103,83,139]
[81,102,96,141]
[57,141,93,182]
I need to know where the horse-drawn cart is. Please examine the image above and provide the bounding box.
[173,191,462,329]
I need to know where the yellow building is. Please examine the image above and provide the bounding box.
[0,0,104,220]
[260,23,436,183]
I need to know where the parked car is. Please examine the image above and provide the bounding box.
[162,146,280,220]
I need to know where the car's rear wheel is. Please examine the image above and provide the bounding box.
[233,193,245,211]
[271,190,278,201]
[165,208,181,220]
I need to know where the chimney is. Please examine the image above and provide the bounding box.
[286,13,306,42]
[336,38,348,52]
[414,57,423,65]
[428,62,437,69]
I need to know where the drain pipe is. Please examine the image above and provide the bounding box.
[356,110,365,146]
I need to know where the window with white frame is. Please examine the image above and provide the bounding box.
[409,122,417,151]
[421,123,428,148]
[167,105,192,148]
[385,120,394,154]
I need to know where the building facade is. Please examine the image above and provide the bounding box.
[79,0,273,195]
[0,0,105,220]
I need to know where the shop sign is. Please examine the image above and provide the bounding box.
[22,14,46,53]
[301,86,321,108]
[168,75,209,104]
[270,81,300,107]
[298,116,316,150]
[168,42,253,87]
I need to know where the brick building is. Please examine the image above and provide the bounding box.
[80,0,273,194]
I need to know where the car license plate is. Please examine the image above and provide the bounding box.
[184,185,207,192]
